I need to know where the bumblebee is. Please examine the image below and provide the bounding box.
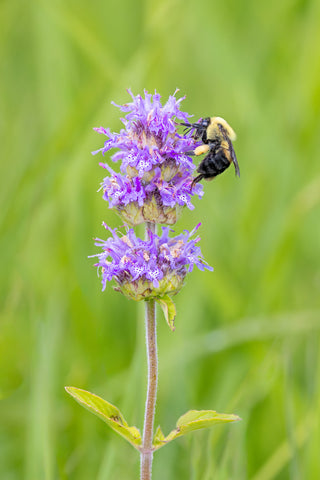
[181,117,240,187]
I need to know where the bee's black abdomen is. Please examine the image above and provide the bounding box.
[197,149,230,179]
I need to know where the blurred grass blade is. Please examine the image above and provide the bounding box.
[153,410,240,451]
[65,387,142,450]
[155,295,176,331]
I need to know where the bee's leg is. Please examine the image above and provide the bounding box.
[191,174,205,189]
[187,145,212,157]
[194,145,210,156]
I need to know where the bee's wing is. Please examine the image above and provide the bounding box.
[219,125,240,177]
[228,138,240,177]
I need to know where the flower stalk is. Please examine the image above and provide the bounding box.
[141,296,157,480]
[141,222,158,479]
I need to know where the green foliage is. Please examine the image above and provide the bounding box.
[153,410,240,450]
[65,387,239,454]
[65,387,142,450]
[1,0,320,478]
[155,296,176,331]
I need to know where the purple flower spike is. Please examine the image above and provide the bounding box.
[93,90,203,225]
[92,224,213,301]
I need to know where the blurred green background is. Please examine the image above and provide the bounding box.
[1,0,320,478]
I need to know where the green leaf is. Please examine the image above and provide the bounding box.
[65,386,142,450]
[153,425,166,450]
[153,409,240,451]
[156,295,176,331]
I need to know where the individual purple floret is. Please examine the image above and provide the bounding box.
[92,223,213,301]
[93,90,203,225]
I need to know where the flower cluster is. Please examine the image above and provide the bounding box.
[93,89,203,225]
[92,89,213,312]
[93,223,212,301]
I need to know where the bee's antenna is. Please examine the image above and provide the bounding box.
[178,121,202,136]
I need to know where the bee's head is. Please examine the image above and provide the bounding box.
[198,117,210,129]
[194,117,210,140]
[180,117,210,139]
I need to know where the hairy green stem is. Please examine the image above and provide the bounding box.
[140,223,158,480]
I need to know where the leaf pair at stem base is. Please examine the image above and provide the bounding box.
[65,387,240,451]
